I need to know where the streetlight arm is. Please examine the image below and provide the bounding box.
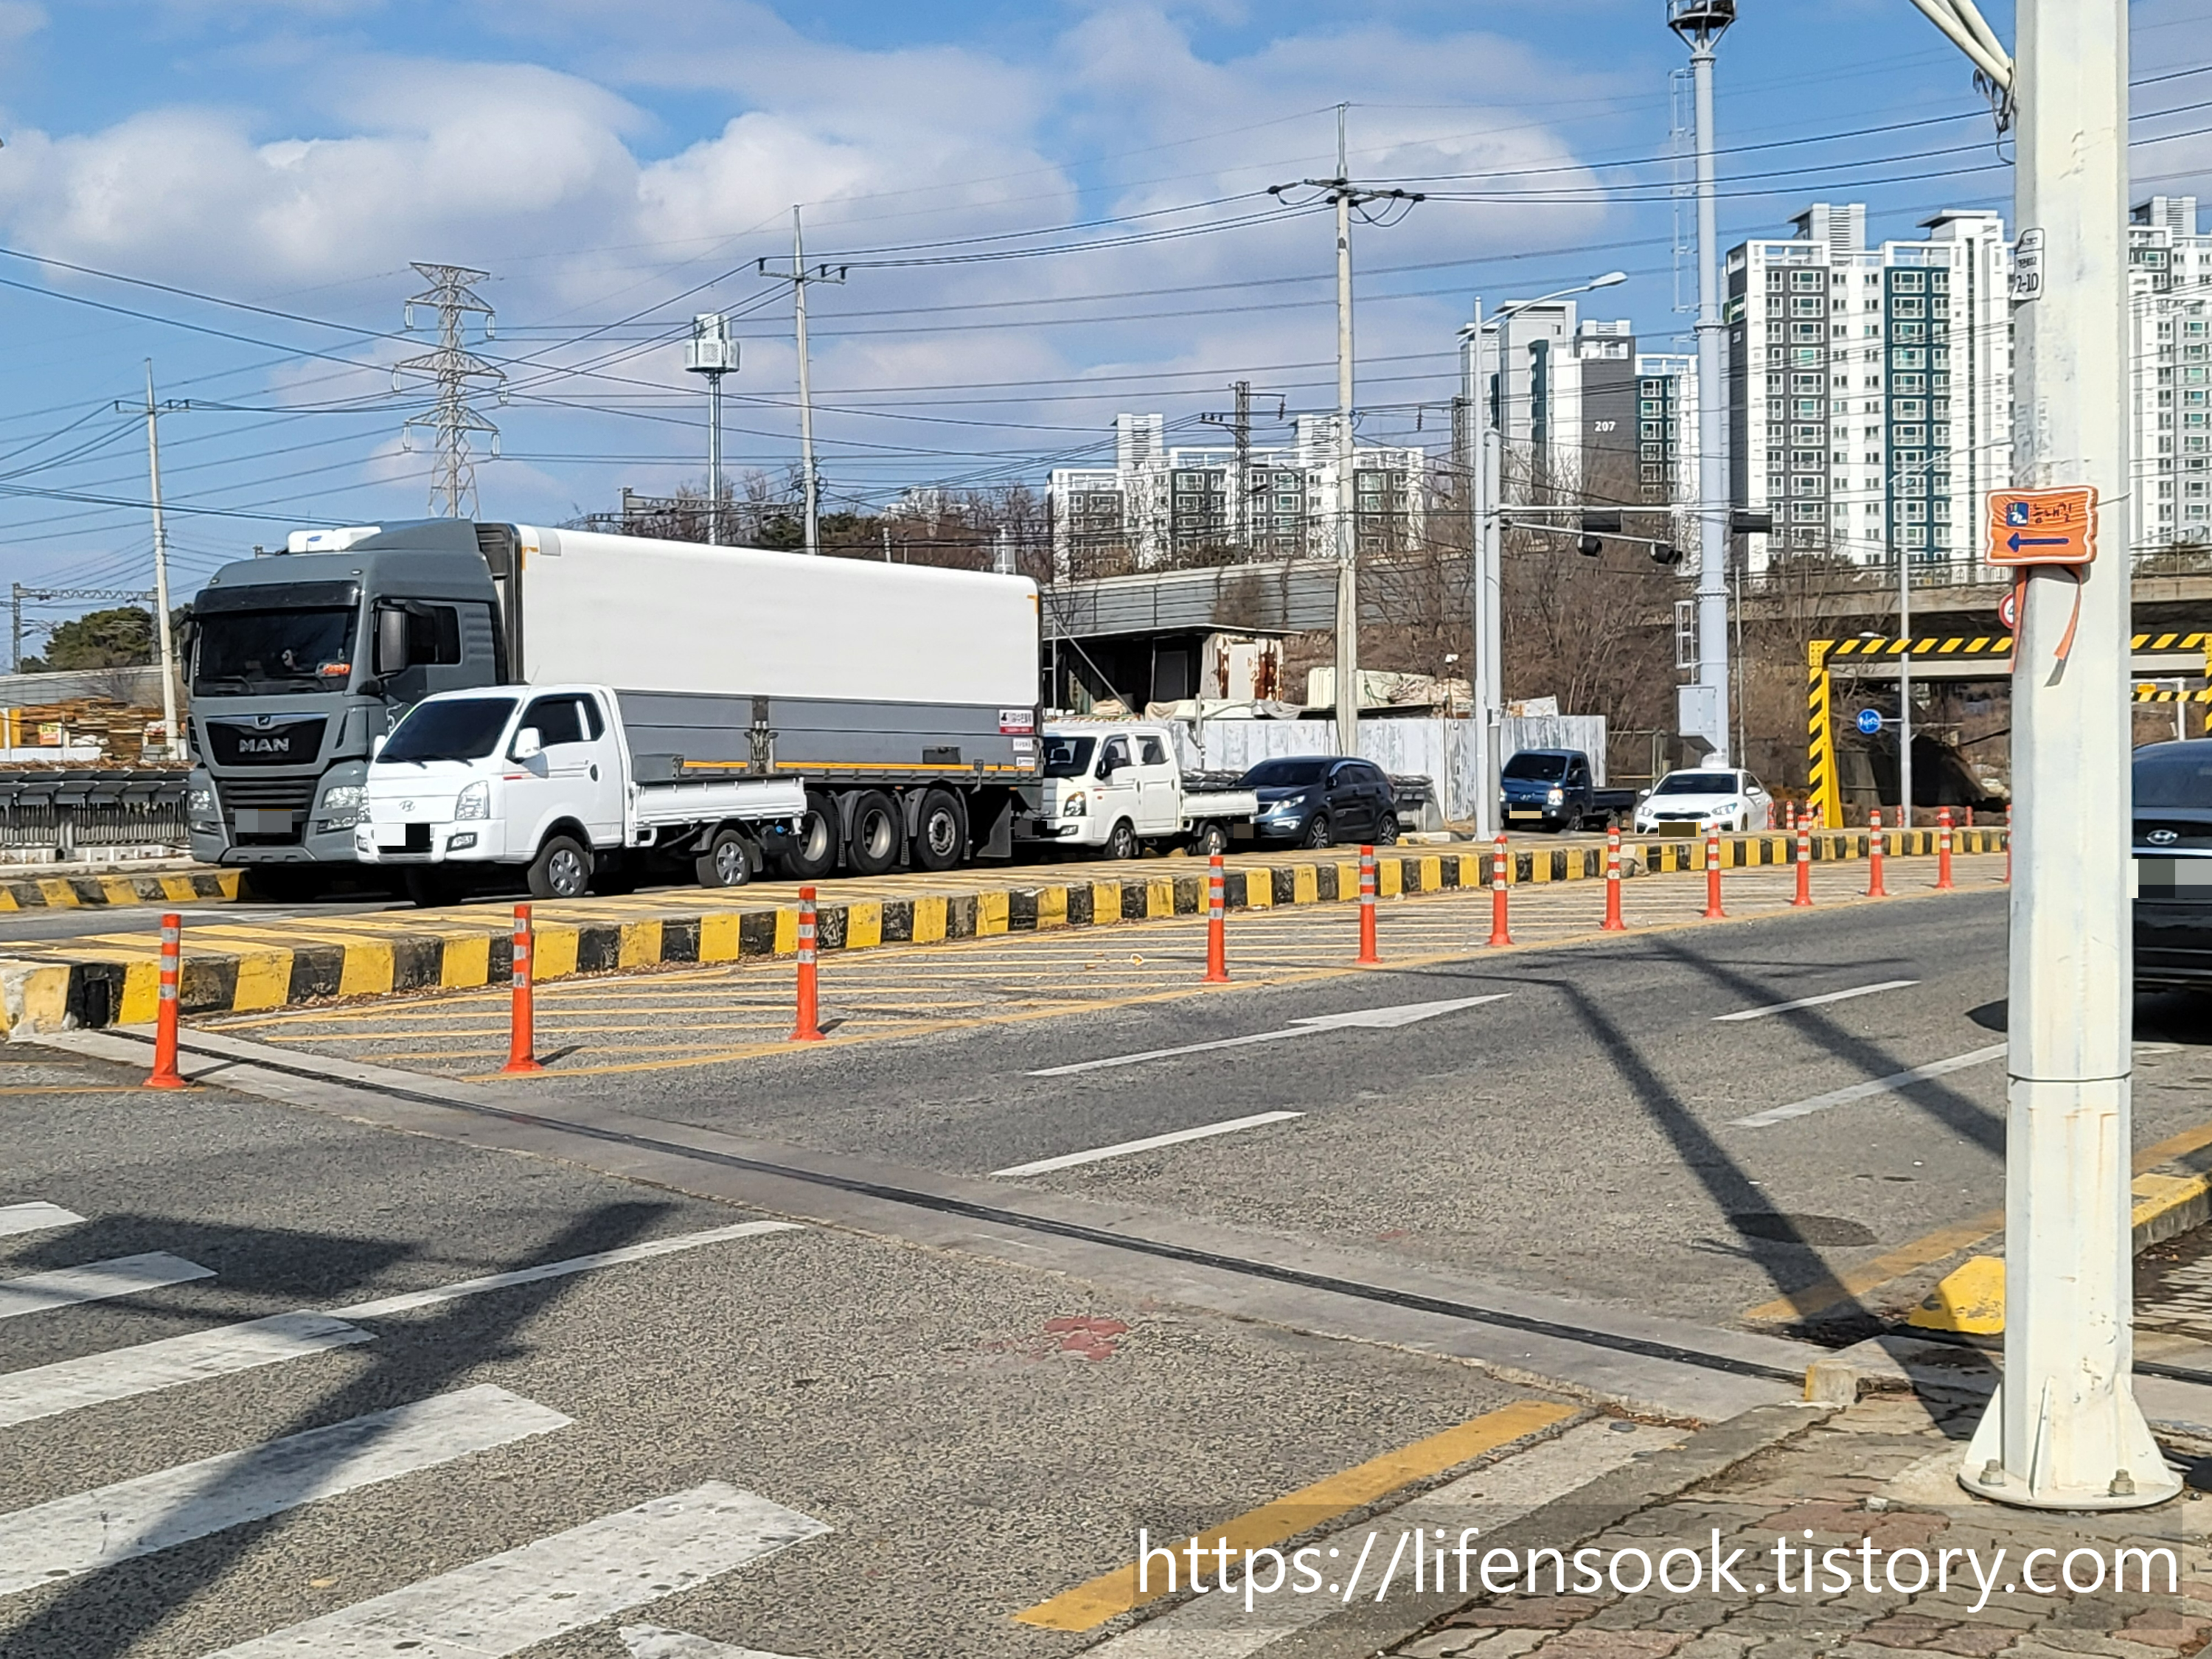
[1906,0,2013,88]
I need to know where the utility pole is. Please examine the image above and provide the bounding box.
[111,365,186,759]
[686,313,739,545]
[1669,0,1733,765]
[1896,503,1916,829]
[395,263,504,519]
[758,209,846,557]
[1269,108,1422,754]
[1910,0,2176,1510]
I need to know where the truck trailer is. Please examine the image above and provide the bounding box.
[184,519,1043,896]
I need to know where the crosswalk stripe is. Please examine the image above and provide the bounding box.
[0,1251,212,1321]
[326,1222,800,1320]
[0,1383,567,1596]
[0,1312,372,1430]
[200,1481,830,1658]
[0,1200,84,1239]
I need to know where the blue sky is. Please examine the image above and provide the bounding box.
[0,0,2202,639]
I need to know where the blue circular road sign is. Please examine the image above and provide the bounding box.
[1856,708,1884,735]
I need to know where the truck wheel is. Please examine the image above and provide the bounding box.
[1189,821,1229,858]
[846,790,902,876]
[774,790,839,880]
[911,788,964,872]
[1375,813,1400,846]
[1299,813,1332,849]
[695,827,753,888]
[1099,818,1138,861]
[528,835,592,900]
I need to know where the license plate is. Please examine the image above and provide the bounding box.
[1508,810,1541,819]
[234,808,291,835]
[373,824,408,849]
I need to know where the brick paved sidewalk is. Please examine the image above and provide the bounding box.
[1394,1389,2209,1659]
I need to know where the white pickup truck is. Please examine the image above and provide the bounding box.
[1016,722,1260,860]
[355,684,804,904]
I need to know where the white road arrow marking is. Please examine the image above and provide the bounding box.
[1733,1043,2008,1127]
[992,1111,1303,1179]
[620,1624,813,1659]
[1026,995,1512,1077]
[1713,979,1919,1021]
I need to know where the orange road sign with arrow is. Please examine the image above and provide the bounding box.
[1985,486,2097,566]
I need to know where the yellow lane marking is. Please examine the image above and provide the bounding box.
[1014,1399,1577,1632]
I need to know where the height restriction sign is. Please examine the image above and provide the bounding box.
[1984,486,2098,566]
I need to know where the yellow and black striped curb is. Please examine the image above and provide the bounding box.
[0,832,2005,1038]
[0,867,241,914]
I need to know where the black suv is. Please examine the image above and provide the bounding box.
[1242,757,1399,848]
[2135,738,2212,989]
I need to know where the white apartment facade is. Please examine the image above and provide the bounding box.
[2128,195,2212,556]
[1725,201,2013,579]
[1048,412,1425,575]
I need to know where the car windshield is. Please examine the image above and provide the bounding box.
[1043,735,1096,779]
[1503,753,1568,782]
[1241,758,1327,787]
[2135,745,2212,810]
[1654,771,1739,796]
[378,698,517,764]
[193,607,357,695]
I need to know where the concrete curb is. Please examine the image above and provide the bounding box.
[0,866,240,912]
[0,832,2005,1037]
[1243,1402,1840,1659]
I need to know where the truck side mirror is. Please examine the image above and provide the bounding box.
[511,727,543,762]
[375,606,413,675]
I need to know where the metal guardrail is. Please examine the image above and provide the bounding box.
[0,769,190,856]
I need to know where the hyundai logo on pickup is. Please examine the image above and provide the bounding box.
[2147,828,2180,846]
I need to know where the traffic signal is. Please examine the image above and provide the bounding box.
[1579,509,1621,557]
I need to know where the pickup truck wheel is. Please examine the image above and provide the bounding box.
[773,790,839,880]
[1374,813,1400,846]
[1099,818,1138,861]
[1298,813,1332,849]
[528,835,592,900]
[1189,821,1229,858]
[911,788,964,872]
[694,827,753,888]
[846,790,902,876]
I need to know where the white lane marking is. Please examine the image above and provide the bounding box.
[0,1251,212,1321]
[1028,995,1512,1077]
[1713,978,1919,1022]
[1733,1043,2008,1127]
[327,1221,800,1320]
[621,1625,813,1659]
[0,1383,566,1595]
[992,1111,1303,1179]
[203,1481,829,1658]
[0,1312,372,1430]
[0,1223,801,1430]
[0,1200,83,1239]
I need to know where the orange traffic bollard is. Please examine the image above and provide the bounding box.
[1935,807,1955,891]
[500,904,544,1075]
[1601,825,1627,931]
[1205,854,1231,982]
[1702,824,1726,919]
[145,911,184,1089]
[1486,832,1513,947]
[1867,810,1891,898]
[791,885,825,1041]
[1357,845,1380,964]
[1792,813,1814,908]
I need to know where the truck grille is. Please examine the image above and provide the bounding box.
[218,776,317,844]
[205,717,327,768]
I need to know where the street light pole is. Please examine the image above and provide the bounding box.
[1908,0,2175,1510]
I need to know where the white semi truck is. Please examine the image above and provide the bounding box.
[184,519,1043,898]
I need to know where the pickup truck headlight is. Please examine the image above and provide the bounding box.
[454,780,490,821]
[1546,787,1565,806]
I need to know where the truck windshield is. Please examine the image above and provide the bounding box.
[1655,771,1739,796]
[1043,735,1096,778]
[1240,758,1327,787]
[378,698,517,764]
[193,607,357,695]
[2135,745,2212,810]
[1503,753,1568,782]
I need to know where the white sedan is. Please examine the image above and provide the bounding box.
[1632,768,1777,835]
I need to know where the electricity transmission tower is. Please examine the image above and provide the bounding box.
[395,263,504,519]
[1198,380,1255,552]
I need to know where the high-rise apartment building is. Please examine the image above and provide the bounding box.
[1725,202,2012,577]
[1048,412,1425,576]
[1632,352,1700,507]
[2127,195,2212,555]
